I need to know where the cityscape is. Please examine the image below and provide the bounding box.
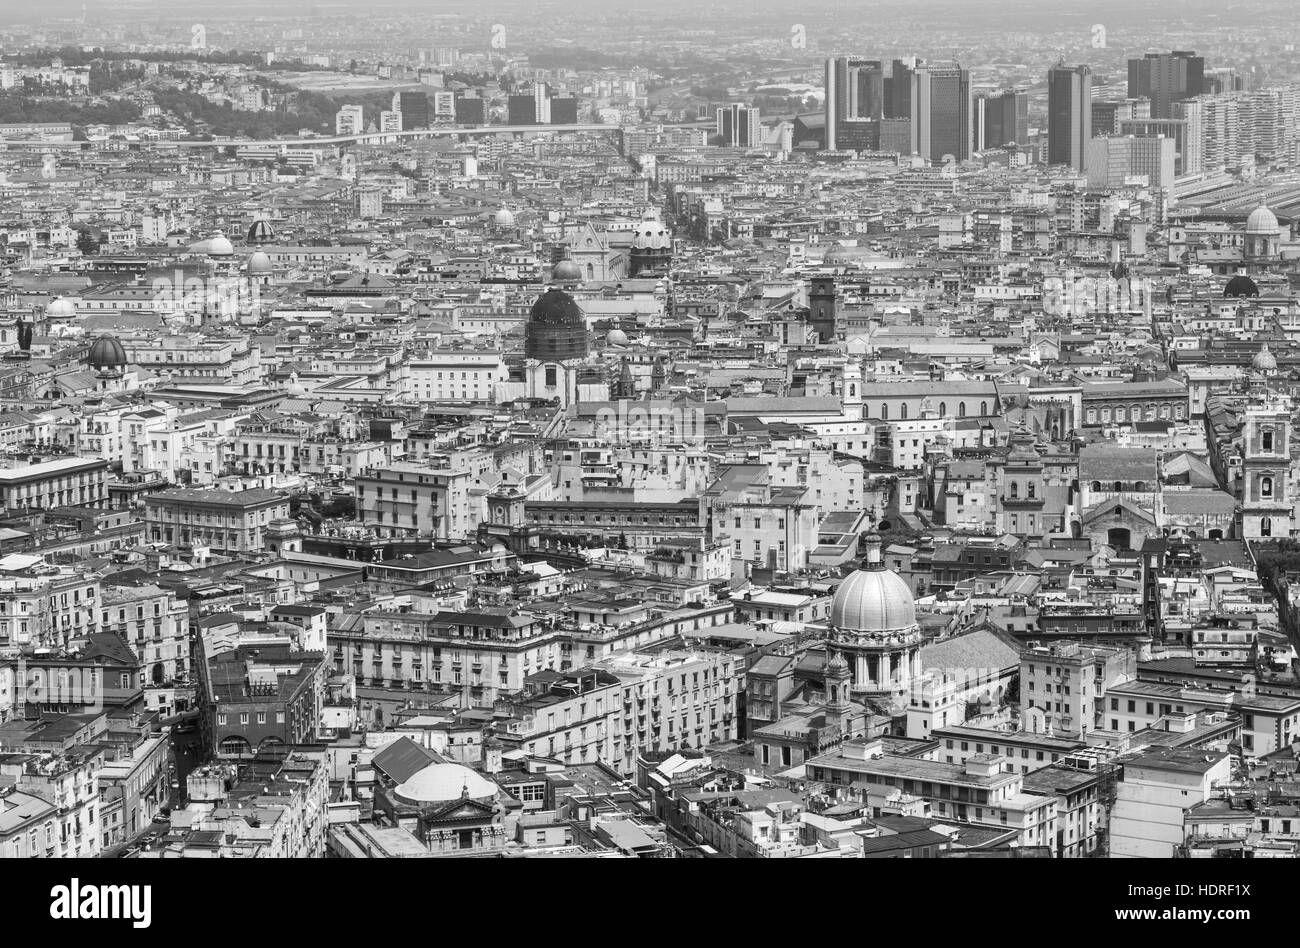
[0,0,1294,877]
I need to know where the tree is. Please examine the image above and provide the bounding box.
[75,230,98,256]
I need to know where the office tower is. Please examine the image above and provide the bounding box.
[716,104,761,147]
[884,59,914,119]
[433,91,456,119]
[1085,135,1176,189]
[507,94,536,125]
[1197,92,1239,169]
[1123,108,1203,177]
[1091,100,1142,136]
[824,57,882,150]
[879,118,912,153]
[394,91,430,130]
[910,64,972,163]
[550,97,579,125]
[1128,50,1205,119]
[532,81,551,124]
[1047,63,1092,170]
[454,95,485,125]
[975,90,1027,150]
[335,104,364,136]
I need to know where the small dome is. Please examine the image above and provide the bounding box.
[394,763,497,806]
[605,328,629,346]
[494,208,515,226]
[46,297,77,318]
[1224,274,1260,299]
[552,259,582,283]
[1246,205,1279,234]
[1253,343,1278,372]
[830,566,916,634]
[84,334,127,371]
[208,231,234,256]
[247,250,273,274]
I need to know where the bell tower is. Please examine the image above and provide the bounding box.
[1241,405,1291,541]
[809,275,837,342]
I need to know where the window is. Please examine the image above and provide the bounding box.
[1262,476,1274,498]
[1263,428,1274,452]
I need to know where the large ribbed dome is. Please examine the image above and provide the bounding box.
[394,763,497,805]
[631,217,671,250]
[525,286,589,361]
[85,334,127,371]
[830,566,916,634]
[1246,205,1279,234]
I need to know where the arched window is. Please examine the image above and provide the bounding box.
[1132,404,1142,421]
[939,401,946,416]
[958,402,966,418]
[901,403,908,420]
[1115,406,1127,422]
[220,736,252,757]
[980,401,988,415]
[1262,516,1273,537]
[1010,482,1019,499]
[1263,427,1275,452]
[1091,481,1101,492]
[881,403,888,420]
[1262,475,1274,498]
[1134,481,1146,492]
[1027,482,1036,499]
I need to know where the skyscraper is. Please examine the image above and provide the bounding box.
[975,90,1028,150]
[1128,51,1205,119]
[532,81,551,124]
[824,57,883,150]
[394,91,430,130]
[1047,63,1092,171]
[716,104,761,147]
[884,59,914,119]
[910,64,971,163]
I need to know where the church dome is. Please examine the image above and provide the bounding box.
[247,250,273,274]
[393,763,497,806]
[1224,274,1260,298]
[1246,205,1280,234]
[1253,343,1278,372]
[494,207,516,226]
[605,328,629,346]
[830,564,916,634]
[84,334,127,371]
[552,259,582,283]
[246,217,275,244]
[207,231,234,256]
[46,297,77,318]
[525,286,589,361]
[631,217,671,250]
